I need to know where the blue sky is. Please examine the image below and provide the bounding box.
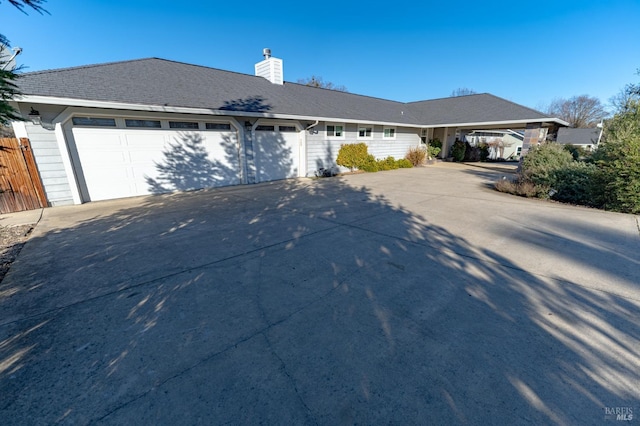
[3,0,639,111]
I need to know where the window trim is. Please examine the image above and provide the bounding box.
[357,125,373,139]
[326,123,345,139]
[125,119,162,129]
[169,121,199,129]
[383,127,396,139]
[72,116,117,127]
[278,125,298,133]
[205,122,232,131]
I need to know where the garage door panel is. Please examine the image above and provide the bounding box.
[72,127,241,201]
[201,132,239,171]
[254,130,299,183]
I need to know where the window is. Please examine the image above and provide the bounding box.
[279,125,297,132]
[383,127,396,139]
[72,117,116,127]
[169,121,199,129]
[358,126,372,138]
[326,124,344,138]
[255,125,275,131]
[205,123,231,130]
[125,119,161,128]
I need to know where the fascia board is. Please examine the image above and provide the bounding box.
[420,118,569,128]
[15,96,424,128]
[16,95,569,128]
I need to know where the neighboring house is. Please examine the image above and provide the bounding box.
[464,129,524,160]
[556,128,601,151]
[10,50,567,206]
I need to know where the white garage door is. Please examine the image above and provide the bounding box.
[72,123,241,201]
[253,125,300,183]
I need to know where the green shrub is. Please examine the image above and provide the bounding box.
[405,146,427,166]
[591,101,640,213]
[429,138,442,150]
[463,142,480,162]
[377,156,398,171]
[551,162,598,205]
[478,143,489,161]
[427,145,441,159]
[396,158,413,168]
[451,140,466,162]
[336,143,369,171]
[520,142,574,187]
[563,144,589,161]
[359,154,379,172]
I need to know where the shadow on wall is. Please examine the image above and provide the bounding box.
[145,132,240,193]
[252,128,295,183]
[315,143,338,176]
[0,170,638,423]
[146,125,297,192]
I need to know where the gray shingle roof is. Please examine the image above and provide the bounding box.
[556,128,600,145]
[407,94,550,125]
[16,58,561,127]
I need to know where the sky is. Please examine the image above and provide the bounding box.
[3,0,639,111]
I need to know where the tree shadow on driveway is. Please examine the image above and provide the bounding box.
[0,170,638,424]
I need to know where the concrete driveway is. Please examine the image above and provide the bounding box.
[1,163,639,425]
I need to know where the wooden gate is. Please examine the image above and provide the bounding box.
[0,137,48,213]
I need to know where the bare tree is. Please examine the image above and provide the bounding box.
[450,87,477,97]
[546,95,607,128]
[609,69,640,113]
[297,75,348,92]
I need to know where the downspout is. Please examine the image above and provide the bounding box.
[305,120,319,132]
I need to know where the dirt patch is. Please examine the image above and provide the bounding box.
[0,225,34,283]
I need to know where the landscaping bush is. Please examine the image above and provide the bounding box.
[495,178,542,198]
[551,161,598,205]
[429,138,442,150]
[562,144,589,161]
[520,142,574,187]
[377,156,398,171]
[450,139,466,162]
[336,143,369,171]
[359,154,379,172]
[591,100,640,213]
[478,143,489,161]
[463,142,480,162]
[427,145,441,159]
[405,146,427,166]
[498,76,640,213]
[396,158,413,168]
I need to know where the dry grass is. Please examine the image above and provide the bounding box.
[494,178,542,198]
[405,146,427,167]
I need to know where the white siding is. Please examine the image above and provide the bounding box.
[306,123,421,175]
[367,126,421,160]
[25,122,74,206]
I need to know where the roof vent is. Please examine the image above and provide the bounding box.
[255,48,283,85]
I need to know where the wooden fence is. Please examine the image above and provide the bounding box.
[0,137,48,213]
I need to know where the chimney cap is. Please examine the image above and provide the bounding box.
[262,48,271,59]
